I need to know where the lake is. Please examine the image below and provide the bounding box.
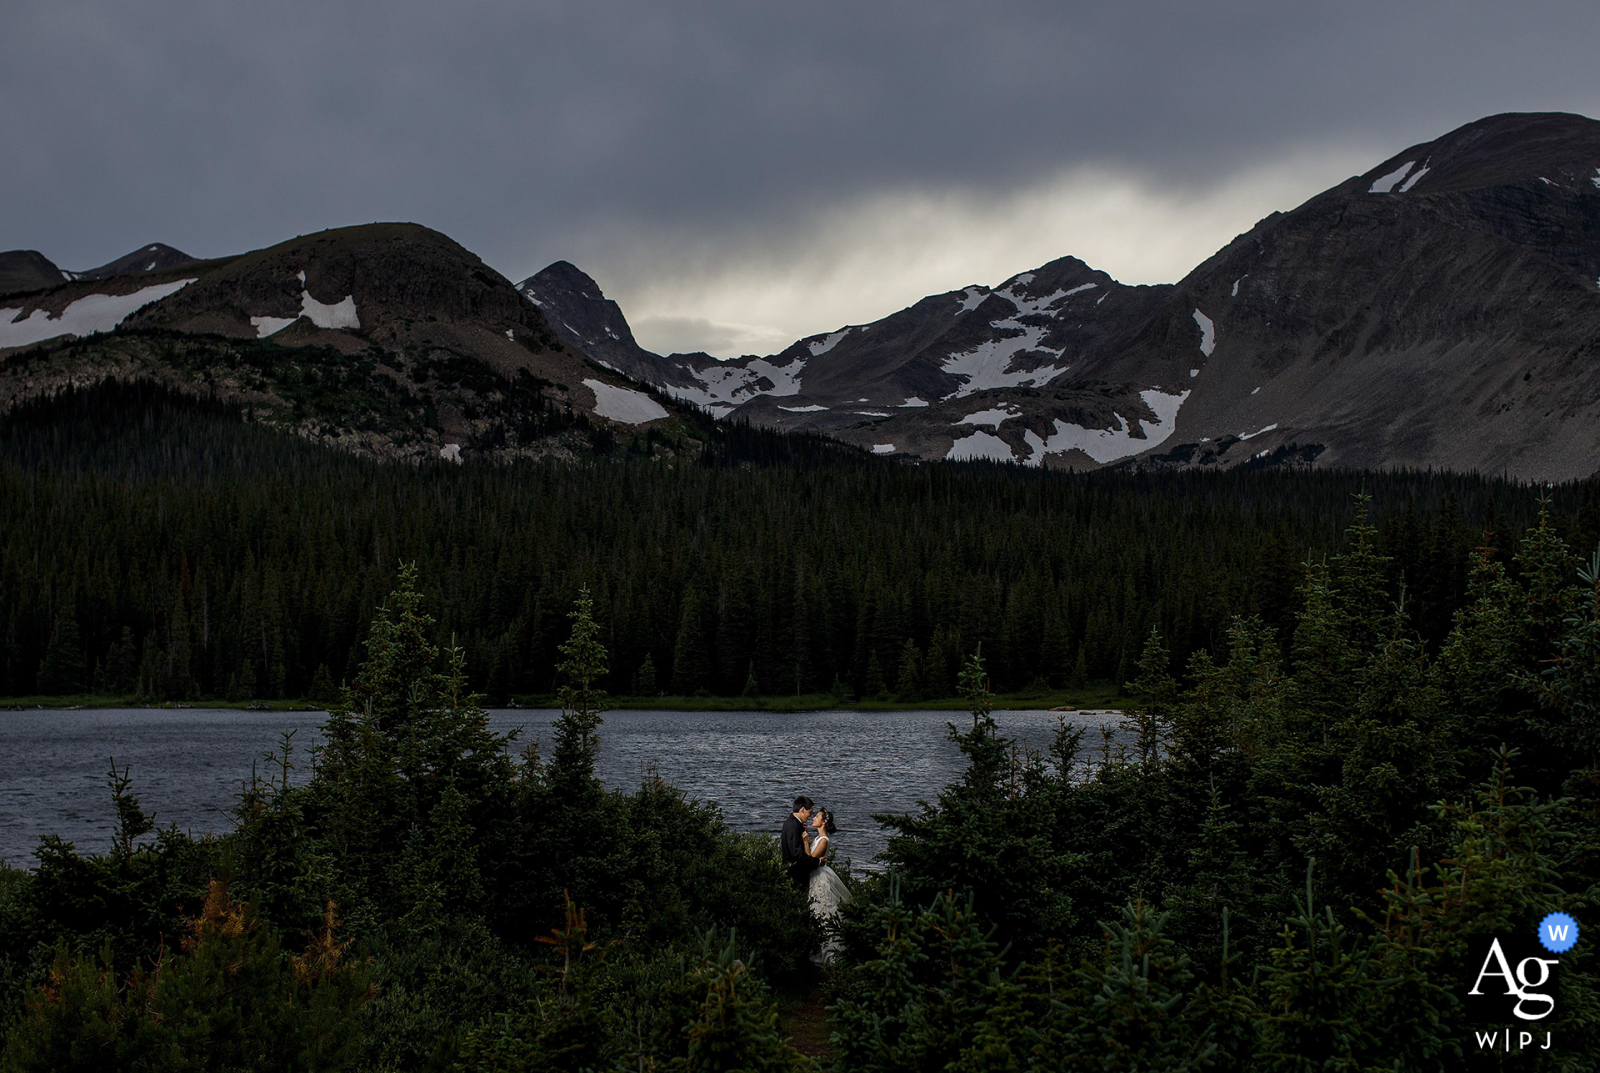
[0,706,1132,868]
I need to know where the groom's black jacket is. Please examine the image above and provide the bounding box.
[781,814,817,887]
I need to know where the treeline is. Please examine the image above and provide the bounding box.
[4,383,1599,704]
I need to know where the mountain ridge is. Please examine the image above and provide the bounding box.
[0,224,688,462]
[521,110,1600,480]
[10,111,1600,478]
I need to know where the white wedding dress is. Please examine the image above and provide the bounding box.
[807,836,851,962]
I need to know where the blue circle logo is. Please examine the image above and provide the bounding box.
[1539,912,1579,954]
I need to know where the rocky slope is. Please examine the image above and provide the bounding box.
[528,111,1600,480]
[1,225,680,460]
[0,250,70,295]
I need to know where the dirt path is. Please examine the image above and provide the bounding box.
[780,985,835,1066]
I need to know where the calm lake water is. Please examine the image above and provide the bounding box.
[0,707,1131,868]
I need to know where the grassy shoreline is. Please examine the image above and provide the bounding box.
[0,684,1129,714]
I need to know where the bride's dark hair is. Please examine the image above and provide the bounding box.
[818,808,838,835]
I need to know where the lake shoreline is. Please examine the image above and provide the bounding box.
[1,686,1130,715]
[0,707,1135,867]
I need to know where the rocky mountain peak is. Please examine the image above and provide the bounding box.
[0,251,67,297]
[516,261,698,389]
[1346,111,1600,198]
[81,242,198,280]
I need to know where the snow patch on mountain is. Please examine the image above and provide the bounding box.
[584,379,669,424]
[1238,423,1278,440]
[956,287,989,313]
[993,281,1075,319]
[779,404,828,412]
[808,329,850,356]
[945,431,1015,462]
[1398,161,1430,192]
[872,444,895,455]
[1369,161,1416,194]
[1022,389,1190,465]
[900,397,929,408]
[748,357,804,395]
[1192,309,1215,356]
[252,277,361,338]
[941,328,1069,397]
[665,355,806,414]
[0,278,195,349]
[940,282,1079,397]
[958,406,1021,427]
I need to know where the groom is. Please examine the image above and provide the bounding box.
[781,795,818,891]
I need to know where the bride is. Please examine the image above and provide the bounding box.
[805,807,851,959]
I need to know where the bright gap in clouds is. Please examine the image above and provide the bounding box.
[601,148,1367,358]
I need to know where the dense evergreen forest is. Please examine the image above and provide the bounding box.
[0,499,1596,1069]
[5,383,1600,705]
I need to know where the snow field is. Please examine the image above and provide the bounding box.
[1397,163,1430,192]
[1369,161,1416,194]
[583,379,669,424]
[252,274,361,338]
[0,278,196,349]
[957,406,1020,427]
[808,329,851,356]
[944,388,1191,468]
[944,431,1015,462]
[956,286,990,313]
[663,354,805,415]
[1192,309,1215,356]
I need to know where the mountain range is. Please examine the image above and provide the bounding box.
[523,111,1600,481]
[7,111,1600,478]
[0,225,681,461]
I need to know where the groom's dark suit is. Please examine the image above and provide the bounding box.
[781,813,817,890]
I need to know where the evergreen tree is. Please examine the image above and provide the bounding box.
[35,606,85,696]
[634,651,658,696]
[671,586,711,695]
[1534,543,1600,772]
[894,638,922,701]
[309,662,337,703]
[1126,627,1178,768]
[550,587,607,794]
[863,650,887,699]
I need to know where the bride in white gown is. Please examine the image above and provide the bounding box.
[805,808,851,960]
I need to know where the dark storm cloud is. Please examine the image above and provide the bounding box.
[6,0,1600,350]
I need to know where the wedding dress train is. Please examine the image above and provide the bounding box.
[807,838,851,962]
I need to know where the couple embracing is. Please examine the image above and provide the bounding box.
[781,795,851,933]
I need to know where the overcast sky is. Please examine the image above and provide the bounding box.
[7,1,1600,356]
